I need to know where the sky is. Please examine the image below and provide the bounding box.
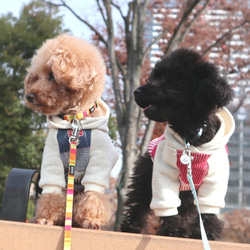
[0,0,126,40]
[0,0,95,40]
[1,0,30,16]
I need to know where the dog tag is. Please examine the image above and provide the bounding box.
[180,152,191,165]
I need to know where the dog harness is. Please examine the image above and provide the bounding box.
[149,134,211,249]
[57,129,91,192]
[148,135,211,191]
[63,102,98,250]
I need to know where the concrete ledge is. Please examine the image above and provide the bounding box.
[0,220,249,250]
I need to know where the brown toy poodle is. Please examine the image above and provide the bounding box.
[121,48,235,240]
[24,34,118,229]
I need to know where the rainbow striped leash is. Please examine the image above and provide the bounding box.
[63,103,98,250]
[64,119,81,250]
[180,142,211,250]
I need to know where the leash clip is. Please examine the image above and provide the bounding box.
[180,142,192,163]
[69,118,81,145]
[180,141,193,176]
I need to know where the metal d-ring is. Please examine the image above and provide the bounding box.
[69,118,81,145]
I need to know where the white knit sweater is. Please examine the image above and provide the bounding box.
[149,108,235,217]
[39,100,119,195]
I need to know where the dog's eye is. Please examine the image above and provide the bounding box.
[26,74,39,85]
[159,77,166,83]
[48,71,55,81]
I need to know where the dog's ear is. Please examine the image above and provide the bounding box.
[194,64,234,112]
[47,49,104,91]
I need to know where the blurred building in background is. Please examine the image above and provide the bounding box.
[226,108,250,211]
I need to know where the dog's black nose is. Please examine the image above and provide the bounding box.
[134,88,141,97]
[25,93,36,104]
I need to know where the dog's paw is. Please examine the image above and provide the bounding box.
[35,193,66,226]
[155,215,189,238]
[156,224,189,238]
[120,221,142,233]
[73,191,112,229]
[36,218,54,225]
[81,219,101,230]
[190,214,224,240]
[202,214,224,240]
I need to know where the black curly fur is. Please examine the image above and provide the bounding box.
[121,152,153,233]
[121,48,234,240]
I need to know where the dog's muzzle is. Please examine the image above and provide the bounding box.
[25,93,41,107]
[25,93,36,103]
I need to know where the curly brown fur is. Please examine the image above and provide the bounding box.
[24,33,106,116]
[121,48,234,240]
[73,191,112,230]
[25,34,111,229]
[35,193,66,225]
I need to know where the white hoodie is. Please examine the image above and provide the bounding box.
[149,108,235,217]
[39,100,119,195]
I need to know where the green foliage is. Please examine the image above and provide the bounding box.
[0,0,68,211]
[26,198,35,221]
[108,114,118,141]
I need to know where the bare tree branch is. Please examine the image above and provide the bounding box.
[144,0,208,62]
[96,0,128,91]
[137,0,150,63]
[165,0,202,54]
[102,0,125,119]
[111,1,126,23]
[101,1,127,81]
[43,0,108,47]
[202,19,250,57]
[143,30,168,63]
[140,119,155,155]
[231,80,250,114]
[97,0,109,29]
[179,0,210,45]
[232,94,248,114]
[125,0,150,105]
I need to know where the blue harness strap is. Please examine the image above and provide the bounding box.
[187,173,211,250]
[181,142,211,250]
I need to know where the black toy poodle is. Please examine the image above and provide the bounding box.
[121,48,235,240]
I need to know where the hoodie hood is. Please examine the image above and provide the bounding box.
[165,107,235,153]
[46,99,110,133]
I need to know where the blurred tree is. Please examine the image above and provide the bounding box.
[0,0,67,212]
[44,0,249,230]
